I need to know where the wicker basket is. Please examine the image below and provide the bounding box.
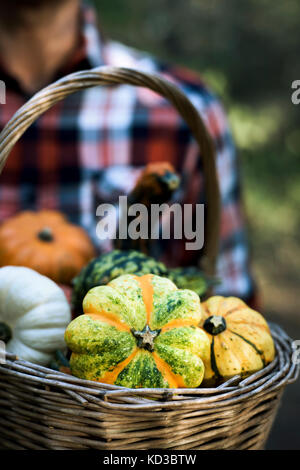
[0,67,298,450]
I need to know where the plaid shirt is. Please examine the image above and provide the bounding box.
[0,5,255,302]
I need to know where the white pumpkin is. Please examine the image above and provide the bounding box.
[0,266,71,365]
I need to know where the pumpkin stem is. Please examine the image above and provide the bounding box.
[203,315,226,335]
[132,325,161,352]
[0,322,12,343]
[38,227,54,242]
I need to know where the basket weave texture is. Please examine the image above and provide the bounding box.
[0,67,298,450]
[0,325,298,450]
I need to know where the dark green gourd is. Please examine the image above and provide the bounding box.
[71,250,168,314]
[71,249,215,315]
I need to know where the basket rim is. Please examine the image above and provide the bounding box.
[1,322,298,411]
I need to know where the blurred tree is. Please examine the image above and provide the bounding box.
[94,0,300,202]
[94,0,300,101]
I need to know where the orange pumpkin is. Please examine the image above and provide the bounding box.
[0,210,96,284]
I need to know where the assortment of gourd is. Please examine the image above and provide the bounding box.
[0,209,276,388]
[65,275,275,387]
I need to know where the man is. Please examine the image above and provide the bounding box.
[0,0,256,304]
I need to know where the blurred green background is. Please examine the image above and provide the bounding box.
[93,0,300,327]
[93,0,300,448]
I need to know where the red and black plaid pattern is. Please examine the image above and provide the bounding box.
[0,5,256,302]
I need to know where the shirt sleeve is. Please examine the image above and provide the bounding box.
[157,82,257,304]
[200,95,256,302]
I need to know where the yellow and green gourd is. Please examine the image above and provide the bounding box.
[200,296,275,382]
[65,274,210,388]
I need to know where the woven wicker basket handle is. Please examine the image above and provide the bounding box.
[0,66,220,276]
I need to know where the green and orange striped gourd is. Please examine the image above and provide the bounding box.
[65,274,210,388]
